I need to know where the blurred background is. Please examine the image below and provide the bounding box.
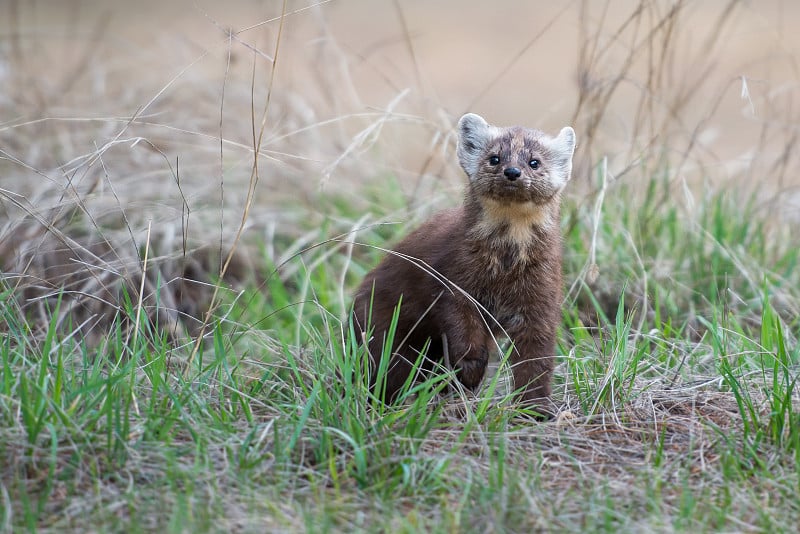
[4,0,799,192]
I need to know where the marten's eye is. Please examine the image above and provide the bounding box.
[488,155,500,166]
[529,158,541,169]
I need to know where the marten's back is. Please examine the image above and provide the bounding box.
[352,207,465,341]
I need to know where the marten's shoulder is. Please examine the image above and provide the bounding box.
[392,207,465,257]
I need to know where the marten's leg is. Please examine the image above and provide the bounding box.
[381,336,443,401]
[353,304,411,403]
[440,303,492,390]
[506,321,556,410]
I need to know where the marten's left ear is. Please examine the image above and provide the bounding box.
[551,126,576,182]
[556,127,576,155]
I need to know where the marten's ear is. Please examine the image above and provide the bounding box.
[457,113,493,177]
[550,126,577,183]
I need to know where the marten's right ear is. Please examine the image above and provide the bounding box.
[457,113,492,178]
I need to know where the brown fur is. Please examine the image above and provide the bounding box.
[352,114,576,409]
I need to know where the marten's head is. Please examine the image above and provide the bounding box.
[457,113,576,206]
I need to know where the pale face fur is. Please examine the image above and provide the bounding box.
[457,113,576,234]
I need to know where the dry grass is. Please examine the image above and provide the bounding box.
[1,0,800,532]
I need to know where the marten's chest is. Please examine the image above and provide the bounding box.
[456,245,532,297]
[450,236,556,320]
[468,238,543,279]
[462,205,555,274]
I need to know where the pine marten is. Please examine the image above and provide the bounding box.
[352,113,576,411]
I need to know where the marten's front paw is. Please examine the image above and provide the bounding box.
[453,347,489,390]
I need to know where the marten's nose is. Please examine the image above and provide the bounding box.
[504,167,522,180]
